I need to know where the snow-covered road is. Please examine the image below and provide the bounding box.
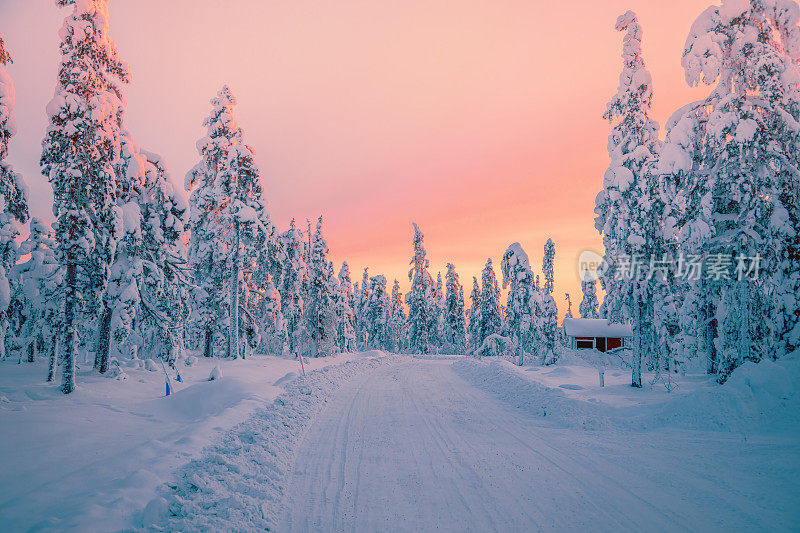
[280,360,798,532]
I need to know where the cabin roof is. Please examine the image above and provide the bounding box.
[562,318,633,338]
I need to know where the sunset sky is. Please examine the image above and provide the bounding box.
[0,0,710,317]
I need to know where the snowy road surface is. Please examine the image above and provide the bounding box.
[280,360,798,532]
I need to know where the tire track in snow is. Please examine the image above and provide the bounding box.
[281,359,774,532]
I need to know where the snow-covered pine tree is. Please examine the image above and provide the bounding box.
[336,262,356,352]
[278,219,308,354]
[305,217,337,357]
[218,110,274,360]
[661,0,800,381]
[479,259,502,344]
[0,34,29,363]
[186,86,274,360]
[540,240,559,364]
[542,238,555,295]
[16,219,62,379]
[443,263,467,354]
[142,151,191,365]
[389,278,407,353]
[186,87,236,358]
[356,267,369,348]
[429,271,445,351]
[98,136,190,371]
[257,273,287,355]
[407,223,433,354]
[365,275,390,350]
[42,0,129,393]
[467,276,482,351]
[501,244,536,365]
[595,10,662,387]
[579,270,600,319]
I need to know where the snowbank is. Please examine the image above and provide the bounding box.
[0,352,374,531]
[452,357,612,430]
[142,355,394,531]
[640,356,800,431]
[453,354,800,433]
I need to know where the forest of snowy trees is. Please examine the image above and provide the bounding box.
[0,0,798,393]
[595,4,800,386]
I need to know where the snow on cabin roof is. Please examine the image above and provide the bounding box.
[562,318,633,338]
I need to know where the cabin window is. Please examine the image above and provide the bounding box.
[575,338,594,349]
[607,337,622,350]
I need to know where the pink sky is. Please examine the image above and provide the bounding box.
[1,0,710,317]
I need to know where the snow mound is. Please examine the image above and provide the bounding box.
[452,357,610,430]
[272,371,298,386]
[144,355,394,531]
[208,365,222,381]
[637,356,800,431]
[455,355,800,433]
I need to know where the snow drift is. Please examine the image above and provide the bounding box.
[141,355,394,531]
[453,355,800,433]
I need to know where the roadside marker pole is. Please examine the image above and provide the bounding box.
[159,359,174,397]
[298,353,306,376]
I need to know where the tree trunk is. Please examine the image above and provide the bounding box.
[62,263,78,394]
[97,305,112,373]
[47,335,59,382]
[203,326,213,358]
[0,318,5,361]
[229,218,240,360]
[705,298,717,375]
[737,279,750,367]
[632,294,643,388]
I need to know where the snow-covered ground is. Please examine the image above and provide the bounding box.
[0,351,385,531]
[1,350,798,532]
[456,349,800,431]
[279,359,798,531]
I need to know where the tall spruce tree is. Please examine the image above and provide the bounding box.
[42,0,127,392]
[540,240,559,364]
[467,276,482,351]
[408,223,433,354]
[0,34,28,362]
[219,112,274,359]
[661,0,800,381]
[389,279,407,353]
[430,272,445,350]
[365,275,390,350]
[443,263,466,353]
[336,262,356,352]
[306,217,337,357]
[501,244,536,365]
[542,238,556,294]
[356,267,369,347]
[579,270,600,319]
[479,259,502,344]
[185,87,235,358]
[98,136,189,370]
[595,11,661,387]
[278,219,307,354]
[16,220,62,377]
